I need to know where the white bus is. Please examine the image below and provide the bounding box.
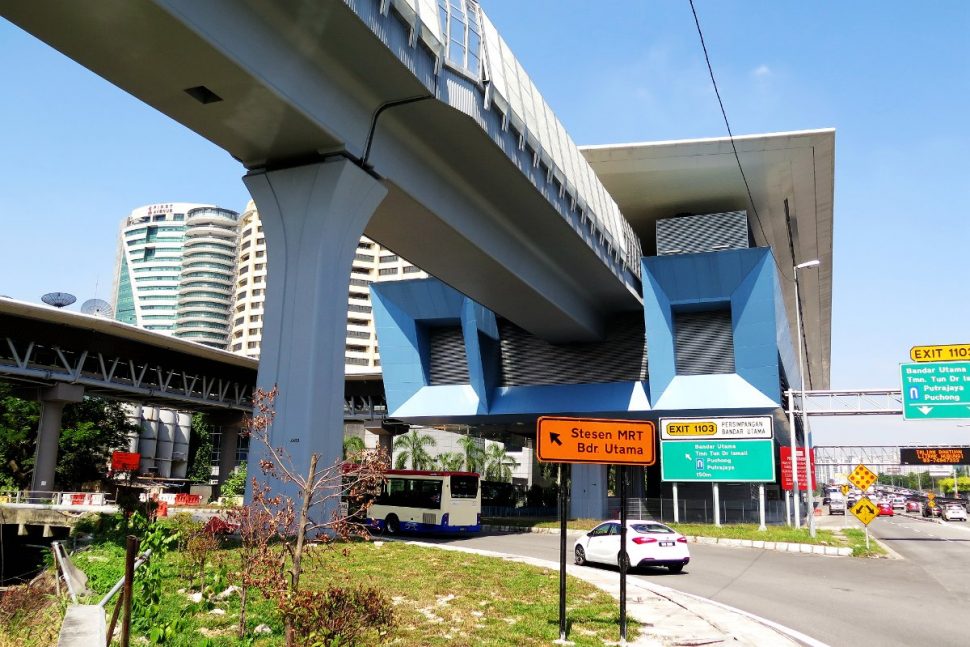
[367,470,481,535]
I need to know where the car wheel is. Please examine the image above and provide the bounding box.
[384,514,400,535]
[667,563,684,574]
[575,545,587,566]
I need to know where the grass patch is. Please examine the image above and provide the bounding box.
[0,573,64,647]
[66,538,634,646]
[841,528,888,557]
[666,523,843,546]
[484,518,847,547]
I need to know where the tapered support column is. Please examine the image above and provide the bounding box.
[218,420,241,487]
[569,464,607,519]
[243,159,387,509]
[30,384,84,493]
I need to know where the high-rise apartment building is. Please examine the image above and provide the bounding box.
[229,201,427,370]
[113,202,240,348]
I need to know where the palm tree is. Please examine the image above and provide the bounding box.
[434,452,465,471]
[458,435,484,473]
[482,443,518,482]
[343,435,366,460]
[393,430,436,470]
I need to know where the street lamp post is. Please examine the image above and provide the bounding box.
[794,259,820,538]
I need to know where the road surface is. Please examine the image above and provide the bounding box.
[426,517,968,647]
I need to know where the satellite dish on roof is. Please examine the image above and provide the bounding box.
[41,292,77,308]
[81,298,114,318]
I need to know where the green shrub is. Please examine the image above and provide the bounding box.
[221,462,247,498]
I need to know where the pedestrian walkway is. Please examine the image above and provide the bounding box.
[407,540,825,646]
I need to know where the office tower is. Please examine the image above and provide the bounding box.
[229,200,426,370]
[112,202,240,348]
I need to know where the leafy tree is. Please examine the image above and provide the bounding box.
[187,413,214,484]
[434,452,465,471]
[939,476,970,496]
[343,435,366,459]
[457,435,483,473]
[57,396,135,489]
[482,443,517,482]
[393,430,436,470]
[0,384,135,490]
[0,384,40,488]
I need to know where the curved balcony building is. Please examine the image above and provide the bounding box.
[112,202,239,349]
[174,206,241,347]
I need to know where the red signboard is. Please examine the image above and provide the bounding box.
[111,451,141,473]
[780,447,816,491]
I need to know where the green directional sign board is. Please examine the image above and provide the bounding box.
[901,361,970,420]
[660,439,775,482]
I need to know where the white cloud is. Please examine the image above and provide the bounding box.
[752,64,772,78]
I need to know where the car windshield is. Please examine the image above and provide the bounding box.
[631,523,674,534]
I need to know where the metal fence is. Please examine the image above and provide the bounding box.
[483,497,798,526]
[608,497,792,525]
[483,505,558,518]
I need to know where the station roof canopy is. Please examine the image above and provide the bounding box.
[582,129,834,389]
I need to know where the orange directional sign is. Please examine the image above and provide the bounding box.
[536,417,656,466]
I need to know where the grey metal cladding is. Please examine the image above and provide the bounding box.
[498,313,647,386]
[674,310,735,375]
[656,211,750,256]
[427,326,470,385]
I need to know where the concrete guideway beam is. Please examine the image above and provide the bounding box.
[31,383,84,493]
[243,159,387,506]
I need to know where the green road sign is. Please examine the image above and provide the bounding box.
[660,439,775,482]
[901,361,970,420]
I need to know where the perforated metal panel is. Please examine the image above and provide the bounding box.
[674,311,735,375]
[499,313,647,386]
[656,211,749,256]
[427,327,469,385]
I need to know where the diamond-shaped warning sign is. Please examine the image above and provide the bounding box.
[848,464,877,491]
[850,496,879,526]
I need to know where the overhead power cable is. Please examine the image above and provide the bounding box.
[687,0,793,283]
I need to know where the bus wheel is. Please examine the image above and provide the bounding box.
[385,514,400,535]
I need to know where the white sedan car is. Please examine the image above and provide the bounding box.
[941,504,967,522]
[574,520,690,573]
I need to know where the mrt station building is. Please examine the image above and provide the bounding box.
[371,129,834,518]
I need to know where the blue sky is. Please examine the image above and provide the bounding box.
[1,2,968,445]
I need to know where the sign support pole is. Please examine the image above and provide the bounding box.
[785,491,791,526]
[619,465,628,644]
[758,484,766,531]
[712,483,721,527]
[557,463,567,644]
[672,482,680,523]
[787,390,801,528]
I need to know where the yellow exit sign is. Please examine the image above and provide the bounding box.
[911,344,970,362]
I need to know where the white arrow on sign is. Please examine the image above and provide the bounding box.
[918,406,933,415]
